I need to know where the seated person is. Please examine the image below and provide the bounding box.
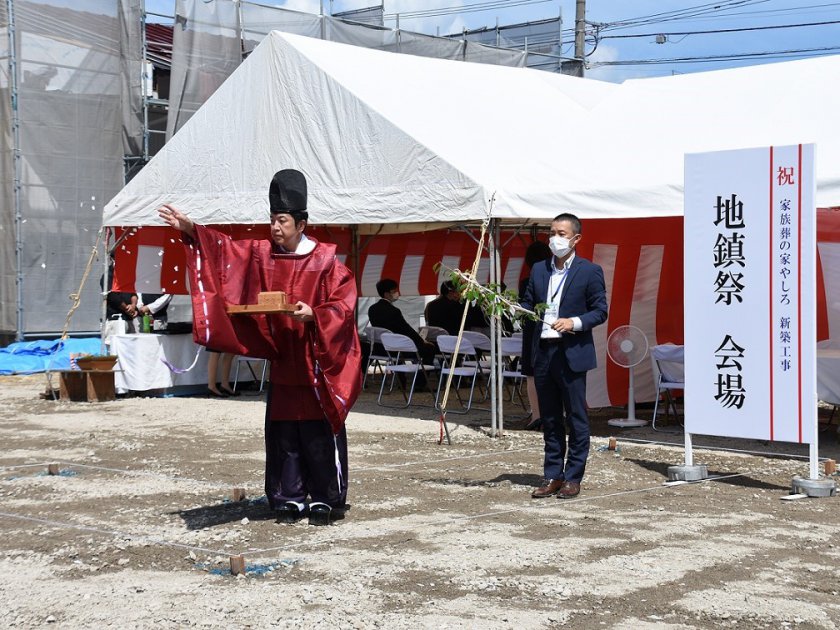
[424,280,466,336]
[104,270,140,332]
[368,278,436,365]
[102,259,138,329]
[107,291,138,322]
[137,292,173,325]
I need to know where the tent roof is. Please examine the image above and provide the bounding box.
[104,32,840,228]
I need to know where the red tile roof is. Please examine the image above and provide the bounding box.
[146,23,173,70]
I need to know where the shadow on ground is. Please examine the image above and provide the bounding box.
[624,457,789,491]
[421,472,543,488]
[173,497,276,529]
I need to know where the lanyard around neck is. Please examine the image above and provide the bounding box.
[550,266,568,302]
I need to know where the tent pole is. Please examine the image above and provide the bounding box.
[488,219,498,437]
[351,225,360,327]
[493,220,504,437]
[100,228,111,355]
[7,0,23,340]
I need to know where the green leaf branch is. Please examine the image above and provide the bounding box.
[434,262,546,325]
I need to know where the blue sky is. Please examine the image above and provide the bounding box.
[145,0,840,82]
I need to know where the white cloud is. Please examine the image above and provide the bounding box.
[585,43,650,84]
[280,0,322,14]
[385,0,467,36]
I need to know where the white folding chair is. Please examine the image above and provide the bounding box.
[435,335,480,414]
[461,330,492,399]
[377,333,437,408]
[500,335,527,410]
[462,330,492,356]
[362,325,391,389]
[233,356,268,393]
[650,344,685,431]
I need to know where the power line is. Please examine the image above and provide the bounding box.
[589,44,840,66]
[671,1,840,22]
[383,0,554,21]
[600,18,840,39]
[594,0,772,32]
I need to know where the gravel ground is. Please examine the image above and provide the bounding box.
[0,374,838,629]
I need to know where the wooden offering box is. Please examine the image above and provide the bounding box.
[227,291,299,315]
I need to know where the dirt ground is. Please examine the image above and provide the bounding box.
[0,374,838,629]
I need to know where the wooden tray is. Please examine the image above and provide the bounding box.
[75,356,119,371]
[227,303,299,315]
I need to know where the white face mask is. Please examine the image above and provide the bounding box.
[549,235,575,258]
[389,291,400,302]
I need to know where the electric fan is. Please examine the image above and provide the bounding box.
[606,325,649,428]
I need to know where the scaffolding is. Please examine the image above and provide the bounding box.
[446,15,569,72]
[1,0,124,340]
[0,0,573,340]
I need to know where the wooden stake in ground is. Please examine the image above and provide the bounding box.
[229,555,246,576]
[231,487,247,502]
[47,463,60,475]
[825,459,837,476]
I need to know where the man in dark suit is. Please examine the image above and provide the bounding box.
[424,281,464,335]
[521,213,608,499]
[368,278,436,364]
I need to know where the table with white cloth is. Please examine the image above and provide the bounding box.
[110,333,254,394]
[817,348,840,405]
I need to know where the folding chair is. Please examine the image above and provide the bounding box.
[461,330,492,399]
[233,356,268,393]
[377,333,437,408]
[500,336,527,410]
[435,335,480,414]
[362,325,391,389]
[650,344,685,431]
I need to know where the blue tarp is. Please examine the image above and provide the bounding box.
[0,338,103,375]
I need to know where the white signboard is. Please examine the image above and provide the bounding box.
[684,145,817,443]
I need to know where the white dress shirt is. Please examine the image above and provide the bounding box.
[540,254,583,339]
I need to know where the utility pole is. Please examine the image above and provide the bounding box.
[574,0,586,75]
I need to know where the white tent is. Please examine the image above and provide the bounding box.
[104,31,840,227]
[101,32,840,415]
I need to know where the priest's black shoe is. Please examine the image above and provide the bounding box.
[275,501,306,524]
[308,502,345,526]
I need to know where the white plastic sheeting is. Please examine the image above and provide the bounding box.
[333,4,383,26]
[166,0,241,140]
[104,32,840,229]
[119,0,144,157]
[5,0,123,335]
[168,1,526,141]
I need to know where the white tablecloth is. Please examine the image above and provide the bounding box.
[110,334,254,393]
[817,349,840,405]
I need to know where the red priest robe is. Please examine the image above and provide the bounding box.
[183,225,362,433]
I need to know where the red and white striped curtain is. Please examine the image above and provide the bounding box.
[111,208,840,406]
